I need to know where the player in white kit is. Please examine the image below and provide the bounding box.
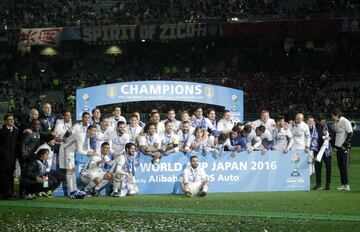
[59,124,98,199]
[159,121,179,155]
[80,142,113,196]
[290,113,310,152]
[127,114,143,144]
[108,121,130,155]
[272,115,293,153]
[110,142,139,197]
[182,156,208,197]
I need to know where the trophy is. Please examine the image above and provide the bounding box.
[290,153,300,176]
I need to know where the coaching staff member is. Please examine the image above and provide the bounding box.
[331,108,353,191]
[0,114,19,199]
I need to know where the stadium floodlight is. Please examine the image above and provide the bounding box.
[40,47,58,56]
[105,45,122,55]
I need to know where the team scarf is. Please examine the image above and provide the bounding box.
[310,124,319,152]
[37,159,49,176]
[191,117,207,129]
[89,136,97,151]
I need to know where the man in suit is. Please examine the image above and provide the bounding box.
[0,114,19,199]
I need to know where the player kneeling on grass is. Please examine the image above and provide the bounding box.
[21,149,64,199]
[80,142,113,197]
[110,142,139,197]
[182,156,208,197]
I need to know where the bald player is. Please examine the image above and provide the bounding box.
[291,113,310,152]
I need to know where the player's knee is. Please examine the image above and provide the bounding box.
[93,177,100,185]
[103,173,112,180]
[203,180,209,185]
[114,173,122,181]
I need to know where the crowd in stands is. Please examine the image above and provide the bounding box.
[1,0,360,27]
[0,42,359,121]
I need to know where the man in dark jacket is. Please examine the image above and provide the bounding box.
[0,114,19,199]
[22,149,64,199]
[19,108,40,133]
[20,119,41,162]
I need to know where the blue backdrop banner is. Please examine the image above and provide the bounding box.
[52,149,310,196]
[136,150,310,194]
[76,81,244,122]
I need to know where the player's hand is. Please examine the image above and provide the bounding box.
[128,175,134,181]
[154,152,161,159]
[231,151,237,157]
[261,148,267,155]
[304,147,309,153]
[36,176,43,183]
[23,129,33,134]
[283,148,289,153]
[283,122,290,130]
[93,151,100,156]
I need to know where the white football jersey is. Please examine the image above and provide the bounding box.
[127,125,143,143]
[252,118,276,131]
[183,164,207,183]
[139,133,161,148]
[54,119,72,139]
[334,117,353,147]
[95,125,112,152]
[217,119,234,133]
[273,127,293,150]
[108,131,130,153]
[291,121,311,150]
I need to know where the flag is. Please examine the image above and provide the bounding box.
[19,27,62,47]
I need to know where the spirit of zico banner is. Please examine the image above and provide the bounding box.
[76,81,244,122]
[136,150,310,194]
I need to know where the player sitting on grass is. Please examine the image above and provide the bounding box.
[182,155,208,197]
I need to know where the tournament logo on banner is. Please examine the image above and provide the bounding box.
[19,28,63,47]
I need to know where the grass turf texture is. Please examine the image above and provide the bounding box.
[1,148,360,231]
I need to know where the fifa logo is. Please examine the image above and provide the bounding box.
[82,93,90,111]
[107,86,117,98]
[205,87,214,99]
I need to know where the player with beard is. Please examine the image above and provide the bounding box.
[182,156,208,197]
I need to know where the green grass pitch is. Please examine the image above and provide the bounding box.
[1,148,360,231]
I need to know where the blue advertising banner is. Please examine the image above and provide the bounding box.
[52,149,309,196]
[136,150,310,194]
[76,81,244,122]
